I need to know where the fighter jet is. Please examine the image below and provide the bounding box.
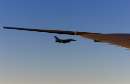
[3,26,130,49]
[54,36,76,43]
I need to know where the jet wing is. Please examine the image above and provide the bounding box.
[3,26,99,35]
[3,26,130,48]
[3,26,79,35]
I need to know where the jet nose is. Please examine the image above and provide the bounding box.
[72,39,76,41]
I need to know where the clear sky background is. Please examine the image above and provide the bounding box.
[0,0,130,84]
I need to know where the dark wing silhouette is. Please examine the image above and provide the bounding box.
[3,26,99,35]
[3,26,78,35]
[3,26,130,48]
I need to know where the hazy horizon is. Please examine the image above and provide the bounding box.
[0,0,130,84]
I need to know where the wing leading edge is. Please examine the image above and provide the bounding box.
[3,26,130,48]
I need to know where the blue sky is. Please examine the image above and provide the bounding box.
[0,0,130,84]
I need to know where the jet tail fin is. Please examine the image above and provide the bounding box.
[54,36,60,42]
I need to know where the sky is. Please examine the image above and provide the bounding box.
[0,0,130,84]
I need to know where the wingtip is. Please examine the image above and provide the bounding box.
[3,26,8,29]
[3,26,17,29]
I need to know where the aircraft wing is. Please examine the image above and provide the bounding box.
[3,26,81,35]
[3,26,130,48]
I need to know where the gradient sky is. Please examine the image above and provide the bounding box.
[0,0,130,84]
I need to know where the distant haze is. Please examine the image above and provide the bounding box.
[0,0,130,84]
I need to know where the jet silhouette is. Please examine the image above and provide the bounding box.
[54,36,76,43]
[3,26,130,48]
